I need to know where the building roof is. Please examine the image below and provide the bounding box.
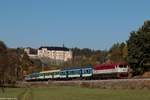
[39,46,70,51]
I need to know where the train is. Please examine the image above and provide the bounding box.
[25,63,129,81]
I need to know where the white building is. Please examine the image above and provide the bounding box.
[24,47,30,54]
[37,46,72,61]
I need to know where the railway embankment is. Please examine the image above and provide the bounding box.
[19,79,150,89]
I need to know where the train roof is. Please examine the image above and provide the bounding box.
[61,66,92,71]
[40,69,60,73]
[28,72,39,75]
[61,67,81,70]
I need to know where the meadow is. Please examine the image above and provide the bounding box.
[0,86,150,100]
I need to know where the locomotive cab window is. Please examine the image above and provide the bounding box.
[119,65,127,68]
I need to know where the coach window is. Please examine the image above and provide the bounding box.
[70,71,73,75]
[74,71,77,75]
[54,72,58,75]
[77,70,80,74]
[62,72,66,75]
[84,70,88,74]
[88,69,91,74]
[85,70,88,74]
[88,70,91,74]
[75,71,78,74]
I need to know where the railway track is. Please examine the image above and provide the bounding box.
[20,78,150,90]
[25,78,150,83]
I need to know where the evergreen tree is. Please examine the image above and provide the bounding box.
[127,21,150,74]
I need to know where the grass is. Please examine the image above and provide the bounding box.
[0,86,150,100]
[0,87,26,99]
[32,86,150,100]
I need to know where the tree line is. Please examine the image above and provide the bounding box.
[64,42,127,67]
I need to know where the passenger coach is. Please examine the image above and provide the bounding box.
[60,66,93,80]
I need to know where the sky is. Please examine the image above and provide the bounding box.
[0,0,149,50]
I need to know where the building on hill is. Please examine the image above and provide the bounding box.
[24,47,38,59]
[24,47,37,55]
[24,47,30,54]
[37,46,72,62]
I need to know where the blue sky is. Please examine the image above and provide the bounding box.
[0,0,149,50]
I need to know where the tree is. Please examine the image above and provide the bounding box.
[0,41,32,92]
[127,20,150,74]
[108,42,127,63]
[70,47,107,67]
[16,48,32,78]
[0,41,8,92]
[7,49,22,81]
